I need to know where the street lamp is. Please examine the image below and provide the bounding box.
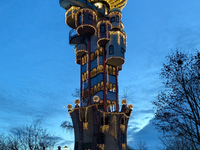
[64,146,68,150]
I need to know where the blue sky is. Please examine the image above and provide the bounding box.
[1,0,200,149]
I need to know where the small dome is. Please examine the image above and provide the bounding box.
[74,99,80,105]
[128,104,133,109]
[110,8,122,13]
[67,104,73,110]
[93,95,100,103]
[121,99,127,105]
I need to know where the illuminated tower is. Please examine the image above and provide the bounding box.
[59,0,133,149]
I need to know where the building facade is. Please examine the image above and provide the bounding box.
[59,0,133,149]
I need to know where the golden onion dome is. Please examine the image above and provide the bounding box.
[90,0,128,10]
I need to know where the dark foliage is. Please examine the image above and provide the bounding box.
[153,50,200,149]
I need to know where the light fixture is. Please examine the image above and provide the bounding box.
[64,146,68,150]
[93,95,100,103]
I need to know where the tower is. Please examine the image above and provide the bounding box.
[59,0,133,149]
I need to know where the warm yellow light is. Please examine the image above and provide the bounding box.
[94,2,103,9]
[93,95,100,102]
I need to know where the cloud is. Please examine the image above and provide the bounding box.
[128,119,162,150]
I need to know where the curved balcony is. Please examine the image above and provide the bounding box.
[105,31,126,66]
[69,29,85,45]
[76,54,81,65]
[97,20,112,46]
[65,6,80,29]
[75,43,87,56]
[76,9,97,36]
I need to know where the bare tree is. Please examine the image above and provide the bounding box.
[0,119,58,150]
[137,141,148,150]
[153,50,200,149]
[72,88,88,105]
[60,121,74,133]
[121,86,134,102]
[159,135,195,150]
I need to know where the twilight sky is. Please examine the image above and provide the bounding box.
[1,0,200,149]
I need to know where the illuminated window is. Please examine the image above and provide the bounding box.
[109,45,114,55]
[110,17,115,23]
[100,24,106,33]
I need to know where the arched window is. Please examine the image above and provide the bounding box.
[106,65,108,74]
[97,83,100,91]
[109,83,113,92]
[101,81,104,90]
[110,17,115,23]
[113,67,116,75]
[109,66,112,75]
[91,53,95,61]
[113,84,116,92]
[95,49,99,58]
[90,87,94,96]
[109,45,114,55]
[106,82,109,91]
[94,85,97,94]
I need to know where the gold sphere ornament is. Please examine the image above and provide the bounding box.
[74,99,80,105]
[128,104,133,109]
[100,99,104,104]
[67,104,73,110]
[121,99,127,105]
[112,101,116,106]
[93,95,100,103]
